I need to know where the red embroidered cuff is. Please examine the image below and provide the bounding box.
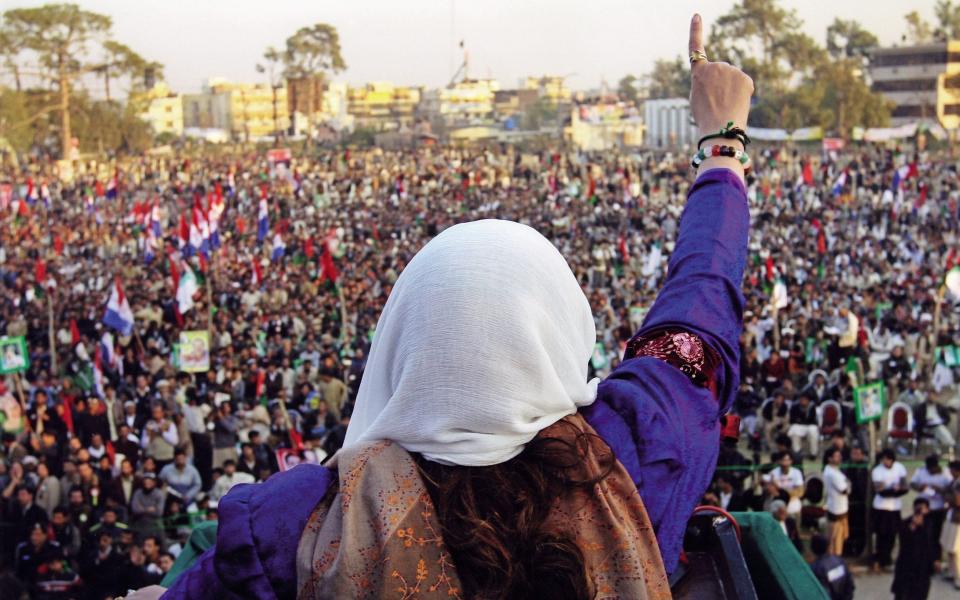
[624,328,720,395]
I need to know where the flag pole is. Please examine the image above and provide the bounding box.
[338,283,348,346]
[12,371,27,417]
[46,286,57,376]
[206,254,216,339]
[931,284,946,378]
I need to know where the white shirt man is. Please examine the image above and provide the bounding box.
[823,463,850,516]
[872,459,908,512]
[822,448,851,556]
[911,462,953,512]
[209,461,255,503]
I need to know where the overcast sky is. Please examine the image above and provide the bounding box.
[3,0,936,93]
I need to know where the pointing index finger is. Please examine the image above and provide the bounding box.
[689,13,705,59]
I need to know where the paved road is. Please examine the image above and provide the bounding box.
[852,569,959,599]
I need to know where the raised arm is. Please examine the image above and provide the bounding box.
[582,14,753,575]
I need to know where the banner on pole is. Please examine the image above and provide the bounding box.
[178,330,210,373]
[854,382,886,424]
[0,337,29,375]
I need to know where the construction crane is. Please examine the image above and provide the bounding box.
[448,39,469,88]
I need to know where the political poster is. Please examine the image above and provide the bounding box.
[179,330,210,373]
[854,382,885,424]
[0,336,29,375]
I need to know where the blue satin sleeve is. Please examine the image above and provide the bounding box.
[582,168,749,574]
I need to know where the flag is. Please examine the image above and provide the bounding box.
[34,258,46,283]
[95,180,105,199]
[802,161,814,186]
[105,173,117,200]
[208,192,224,249]
[54,235,64,256]
[271,232,286,262]
[304,237,315,259]
[772,279,788,309]
[251,259,263,287]
[257,196,269,243]
[151,203,162,237]
[93,345,105,398]
[831,170,847,197]
[144,225,158,264]
[169,253,180,292]
[39,182,50,207]
[70,319,81,346]
[947,266,960,299]
[103,278,134,336]
[178,215,191,256]
[892,164,913,190]
[190,202,209,258]
[255,368,266,398]
[176,265,200,314]
[617,235,628,261]
[24,178,35,204]
[100,331,120,376]
[319,246,339,283]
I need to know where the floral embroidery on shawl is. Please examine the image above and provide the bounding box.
[296,416,670,600]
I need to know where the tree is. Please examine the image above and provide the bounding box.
[96,40,159,101]
[935,0,960,40]
[0,27,25,91]
[709,0,825,99]
[644,57,689,99]
[283,23,346,79]
[826,18,879,60]
[904,11,935,44]
[256,46,286,143]
[617,74,639,104]
[3,4,112,159]
[280,23,346,140]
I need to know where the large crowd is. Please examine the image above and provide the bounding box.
[0,139,956,599]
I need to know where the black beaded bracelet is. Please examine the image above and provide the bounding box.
[698,121,751,150]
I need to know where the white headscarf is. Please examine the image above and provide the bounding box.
[344,219,599,466]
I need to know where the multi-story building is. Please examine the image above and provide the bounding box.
[523,76,572,105]
[643,98,698,148]
[493,89,539,123]
[286,75,325,119]
[569,100,644,150]
[421,78,500,128]
[182,91,231,132]
[346,82,421,131]
[136,82,184,138]
[205,78,289,140]
[870,41,960,125]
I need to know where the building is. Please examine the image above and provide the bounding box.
[568,101,644,151]
[182,92,231,131]
[346,82,421,131]
[136,82,184,138]
[870,41,960,126]
[523,76,572,105]
[286,75,326,119]
[205,78,290,140]
[643,98,698,148]
[493,89,539,124]
[421,79,500,127]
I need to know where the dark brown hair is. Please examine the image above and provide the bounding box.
[414,420,616,599]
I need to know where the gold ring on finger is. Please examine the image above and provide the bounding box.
[689,51,708,65]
